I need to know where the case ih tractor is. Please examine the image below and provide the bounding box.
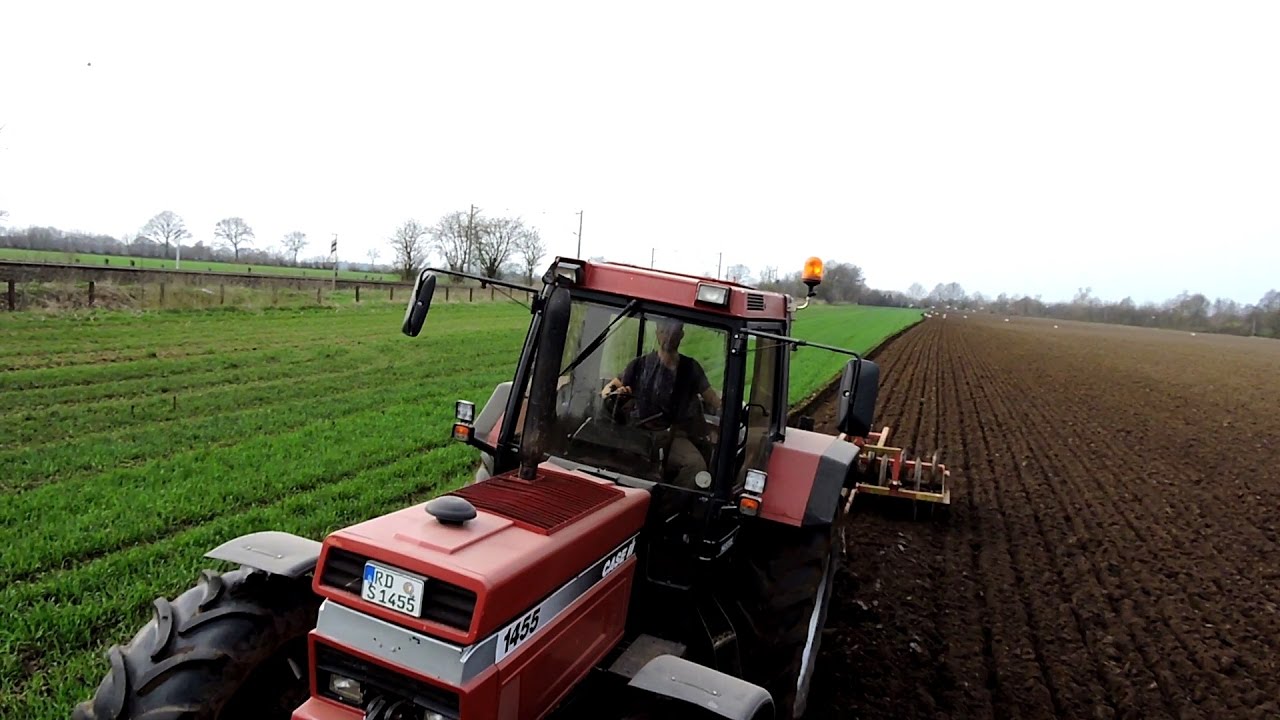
[75,257,944,720]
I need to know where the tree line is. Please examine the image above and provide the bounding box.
[0,208,547,282]
[897,282,1280,338]
[0,212,353,270]
[389,207,545,282]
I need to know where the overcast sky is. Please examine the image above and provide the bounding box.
[1,1,1277,304]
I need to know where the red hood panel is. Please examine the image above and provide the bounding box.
[316,466,650,643]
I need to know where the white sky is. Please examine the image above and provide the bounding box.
[1,1,1277,304]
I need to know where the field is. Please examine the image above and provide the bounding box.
[0,300,918,718]
[0,247,399,282]
[808,316,1280,719]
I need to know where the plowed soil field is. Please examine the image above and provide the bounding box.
[806,316,1280,720]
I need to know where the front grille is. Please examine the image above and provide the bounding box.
[320,548,364,593]
[320,547,478,632]
[452,471,622,534]
[316,642,460,719]
[746,293,766,311]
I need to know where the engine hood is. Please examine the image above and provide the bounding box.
[313,466,650,645]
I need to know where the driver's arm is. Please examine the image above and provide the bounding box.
[601,377,629,397]
[691,360,720,412]
[601,357,641,398]
[701,386,721,412]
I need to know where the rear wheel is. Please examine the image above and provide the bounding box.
[74,567,320,720]
[730,521,841,719]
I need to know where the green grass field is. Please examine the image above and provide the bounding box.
[0,247,400,282]
[0,301,918,718]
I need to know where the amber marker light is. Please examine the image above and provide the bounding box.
[802,257,825,289]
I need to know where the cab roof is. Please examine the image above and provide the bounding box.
[568,259,791,321]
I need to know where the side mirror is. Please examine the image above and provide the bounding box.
[836,358,879,437]
[401,270,438,337]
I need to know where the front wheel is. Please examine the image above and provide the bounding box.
[730,521,841,720]
[74,567,320,720]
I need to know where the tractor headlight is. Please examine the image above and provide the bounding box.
[744,469,767,494]
[455,400,475,424]
[328,674,364,705]
[553,260,583,284]
[696,283,731,307]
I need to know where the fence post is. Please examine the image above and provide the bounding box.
[390,286,395,301]
[88,281,95,307]
[6,280,14,311]
[469,288,474,302]
[316,286,322,304]
[273,285,279,305]
[355,285,360,303]
[160,283,166,306]
[220,285,225,305]
[445,286,449,302]
[490,287,495,301]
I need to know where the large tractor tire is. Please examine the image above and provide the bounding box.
[74,567,320,720]
[730,520,841,720]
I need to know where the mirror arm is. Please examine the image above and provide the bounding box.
[420,267,540,294]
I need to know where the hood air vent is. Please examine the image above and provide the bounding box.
[452,471,623,535]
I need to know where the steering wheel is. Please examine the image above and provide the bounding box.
[602,387,635,424]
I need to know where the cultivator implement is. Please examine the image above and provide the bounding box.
[842,425,951,511]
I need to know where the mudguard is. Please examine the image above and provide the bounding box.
[205,531,321,578]
[629,654,774,720]
[759,428,860,527]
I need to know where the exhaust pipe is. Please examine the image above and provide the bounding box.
[520,287,571,479]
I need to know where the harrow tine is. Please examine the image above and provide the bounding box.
[913,453,924,491]
[932,450,942,487]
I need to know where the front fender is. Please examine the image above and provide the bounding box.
[205,531,321,578]
[759,429,859,527]
[629,654,773,720]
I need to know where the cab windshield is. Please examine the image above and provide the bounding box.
[546,299,731,486]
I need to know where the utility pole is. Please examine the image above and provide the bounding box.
[331,234,338,291]
[650,248,655,268]
[716,252,722,280]
[575,210,584,257]
[465,205,478,273]
[175,239,181,270]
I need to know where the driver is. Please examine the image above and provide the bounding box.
[601,318,721,488]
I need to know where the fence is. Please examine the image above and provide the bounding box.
[3,278,536,312]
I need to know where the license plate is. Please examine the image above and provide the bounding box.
[361,562,425,618]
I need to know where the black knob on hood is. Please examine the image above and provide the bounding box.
[426,496,477,526]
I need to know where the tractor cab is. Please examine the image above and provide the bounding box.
[404,260,799,521]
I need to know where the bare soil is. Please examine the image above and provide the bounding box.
[805,316,1280,719]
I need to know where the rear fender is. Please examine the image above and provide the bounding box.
[758,429,858,527]
[629,654,773,720]
[205,531,321,578]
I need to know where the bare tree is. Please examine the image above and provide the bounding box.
[213,217,255,261]
[907,282,926,300]
[431,211,471,275]
[390,219,429,280]
[515,228,546,282]
[366,248,381,269]
[140,211,192,260]
[475,216,526,279]
[725,264,752,284]
[281,231,307,265]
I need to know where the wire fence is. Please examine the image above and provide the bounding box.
[2,279,535,313]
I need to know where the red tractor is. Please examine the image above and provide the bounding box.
[75,257,898,720]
